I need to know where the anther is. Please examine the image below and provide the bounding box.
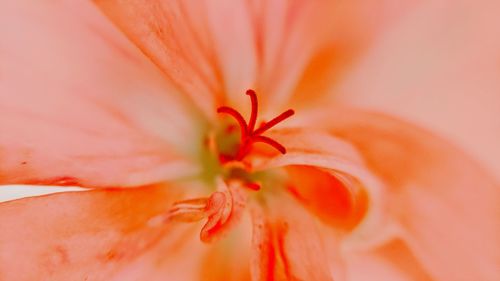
[246,89,258,132]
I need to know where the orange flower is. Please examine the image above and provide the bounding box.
[0,1,499,281]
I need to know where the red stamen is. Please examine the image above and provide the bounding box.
[253,109,295,135]
[217,89,294,160]
[251,135,287,154]
[246,89,258,132]
[217,106,248,139]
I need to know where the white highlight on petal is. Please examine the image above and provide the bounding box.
[0,185,87,203]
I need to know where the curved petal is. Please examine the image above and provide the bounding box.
[334,0,500,178]
[250,194,333,281]
[259,128,389,248]
[301,107,500,281]
[0,184,203,281]
[285,165,368,231]
[0,1,200,187]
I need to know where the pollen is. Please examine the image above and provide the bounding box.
[217,89,294,161]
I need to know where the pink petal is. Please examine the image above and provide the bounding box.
[0,184,203,281]
[250,194,333,281]
[289,0,420,108]
[338,239,433,281]
[0,1,199,187]
[302,107,500,281]
[199,239,252,281]
[199,213,253,281]
[335,0,500,178]
[92,0,342,113]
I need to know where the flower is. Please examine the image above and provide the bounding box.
[0,1,499,281]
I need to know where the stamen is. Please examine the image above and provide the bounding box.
[217,89,294,160]
[217,106,248,139]
[251,135,287,154]
[149,180,248,243]
[253,109,295,135]
[147,198,208,226]
[167,198,208,222]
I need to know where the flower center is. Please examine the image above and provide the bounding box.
[216,89,294,162]
[150,90,294,243]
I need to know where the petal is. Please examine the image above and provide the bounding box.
[92,0,339,114]
[337,239,432,281]
[250,194,333,281]
[199,214,253,281]
[0,184,201,281]
[93,0,222,116]
[335,0,500,178]
[289,0,420,108]
[286,165,368,230]
[0,1,200,187]
[106,224,206,281]
[303,107,500,281]
[260,128,387,245]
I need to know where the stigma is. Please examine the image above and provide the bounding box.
[217,89,294,161]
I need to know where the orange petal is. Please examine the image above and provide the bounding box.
[286,165,368,230]
[260,128,384,242]
[0,184,200,281]
[334,0,500,178]
[305,107,500,281]
[250,195,333,281]
[0,1,199,187]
